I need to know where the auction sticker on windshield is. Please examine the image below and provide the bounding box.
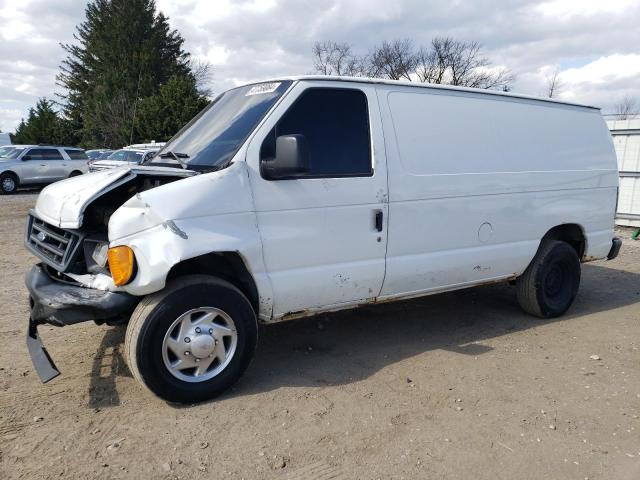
[246,82,282,96]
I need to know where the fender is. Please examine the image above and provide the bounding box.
[89,162,274,320]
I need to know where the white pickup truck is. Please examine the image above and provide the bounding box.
[24,76,621,403]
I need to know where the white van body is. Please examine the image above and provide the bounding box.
[24,77,620,401]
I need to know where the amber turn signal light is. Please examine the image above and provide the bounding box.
[107,246,135,286]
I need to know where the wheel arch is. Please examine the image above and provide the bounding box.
[541,223,586,259]
[166,251,260,314]
[1,170,19,181]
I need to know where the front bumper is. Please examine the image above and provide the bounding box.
[25,263,138,382]
[26,264,137,326]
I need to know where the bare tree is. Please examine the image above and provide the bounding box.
[313,36,514,90]
[312,41,364,77]
[368,39,417,81]
[188,59,213,97]
[545,68,562,98]
[614,95,638,119]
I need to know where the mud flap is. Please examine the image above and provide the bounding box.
[27,317,60,383]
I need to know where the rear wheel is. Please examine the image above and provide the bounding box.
[68,170,82,177]
[124,275,258,403]
[516,240,581,318]
[0,173,18,194]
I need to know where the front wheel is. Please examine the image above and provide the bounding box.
[516,240,581,318]
[0,173,18,194]
[124,275,258,403]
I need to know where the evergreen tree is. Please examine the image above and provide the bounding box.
[13,99,71,145]
[57,0,196,148]
[135,75,209,142]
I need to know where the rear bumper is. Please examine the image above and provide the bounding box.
[25,264,138,383]
[607,237,622,261]
[26,263,137,327]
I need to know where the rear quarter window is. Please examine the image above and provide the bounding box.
[65,149,88,160]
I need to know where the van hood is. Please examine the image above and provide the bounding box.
[34,166,195,229]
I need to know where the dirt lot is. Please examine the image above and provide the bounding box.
[0,192,639,480]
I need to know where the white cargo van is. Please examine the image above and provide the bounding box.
[24,76,621,403]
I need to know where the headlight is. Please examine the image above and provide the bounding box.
[107,246,136,286]
[91,241,109,268]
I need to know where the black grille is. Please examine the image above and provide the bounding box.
[25,213,82,271]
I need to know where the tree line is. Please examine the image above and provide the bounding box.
[312,38,515,90]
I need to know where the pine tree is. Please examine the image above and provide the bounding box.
[135,75,209,142]
[13,99,70,145]
[57,0,197,148]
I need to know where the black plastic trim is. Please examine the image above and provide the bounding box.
[26,263,138,327]
[607,237,622,260]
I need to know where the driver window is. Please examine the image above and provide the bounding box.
[260,88,372,178]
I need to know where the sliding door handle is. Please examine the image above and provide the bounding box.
[375,210,383,232]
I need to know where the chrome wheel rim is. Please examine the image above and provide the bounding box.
[162,307,238,383]
[2,177,15,192]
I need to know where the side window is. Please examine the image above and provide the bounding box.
[27,148,63,160]
[261,88,371,177]
[65,149,88,160]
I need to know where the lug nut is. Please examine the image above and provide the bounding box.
[184,337,191,343]
[208,328,213,335]
[195,327,201,334]
[195,358,200,362]
[184,351,190,356]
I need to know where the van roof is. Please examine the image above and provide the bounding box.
[238,75,600,111]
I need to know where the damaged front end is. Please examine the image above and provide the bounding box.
[24,166,194,382]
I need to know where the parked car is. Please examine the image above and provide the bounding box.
[86,149,113,160]
[0,132,12,146]
[88,148,158,172]
[0,145,88,194]
[24,77,620,403]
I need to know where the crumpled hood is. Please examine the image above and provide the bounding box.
[34,166,194,229]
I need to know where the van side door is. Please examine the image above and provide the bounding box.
[245,82,389,319]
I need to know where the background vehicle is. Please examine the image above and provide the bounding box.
[0,133,12,146]
[1,145,88,194]
[24,77,620,403]
[86,149,113,160]
[88,148,159,172]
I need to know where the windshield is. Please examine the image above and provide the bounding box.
[149,80,292,170]
[0,147,15,157]
[1,147,24,159]
[107,150,144,163]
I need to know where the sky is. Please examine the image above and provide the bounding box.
[0,0,639,132]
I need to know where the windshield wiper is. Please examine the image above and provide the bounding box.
[158,151,189,169]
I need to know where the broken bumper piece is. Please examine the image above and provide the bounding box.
[25,263,138,382]
[607,237,622,261]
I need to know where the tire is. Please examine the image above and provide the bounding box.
[516,240,581,318]
[0,173,18,194]
[68,171,82,177]
[124,275,258,403]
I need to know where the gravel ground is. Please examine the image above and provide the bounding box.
[1,192,639,480]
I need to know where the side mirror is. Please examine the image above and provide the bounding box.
[22,155,31,161]
[262,134,310,179]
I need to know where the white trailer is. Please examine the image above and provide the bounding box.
[608,118,640,227]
